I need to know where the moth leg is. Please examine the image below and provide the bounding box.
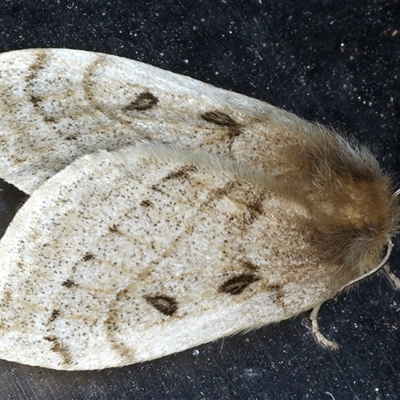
[383,264,400,289]
[310,304,340,350]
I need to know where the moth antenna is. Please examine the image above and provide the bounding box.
[338,239,393,291]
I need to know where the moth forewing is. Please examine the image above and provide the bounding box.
[0,145,367,370]
[0,48,348,195]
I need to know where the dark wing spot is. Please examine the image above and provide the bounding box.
[83,253,94,261]
[140,200,153,207]
[163,166,196,181]
[30,95,42,107]
[108,224,119,233]
[144,295,178,316]
[201,111,238,127]
[219,274,260,295]
[49,309,60,322]
[44,116,56,123]
[124,92,159,111]
[62,279,77,288]
[65,135,77,141]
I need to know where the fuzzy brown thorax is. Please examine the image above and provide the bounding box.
[300,127,400,280]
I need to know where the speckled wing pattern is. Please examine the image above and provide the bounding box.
[0,49,398,371]
[0,146,338,370]
[0,48,307,194]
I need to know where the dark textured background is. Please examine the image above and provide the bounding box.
[0,1,399,399]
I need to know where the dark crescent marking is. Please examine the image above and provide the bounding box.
[144,295,178,316]
[219,274,260,295]
[124,92,159,111]
[200,110,238,127]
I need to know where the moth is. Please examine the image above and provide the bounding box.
[0,48,398,370]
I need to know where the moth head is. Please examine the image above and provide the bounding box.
[302,128,400,281]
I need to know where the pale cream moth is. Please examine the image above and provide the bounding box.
[0,48,398,370]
